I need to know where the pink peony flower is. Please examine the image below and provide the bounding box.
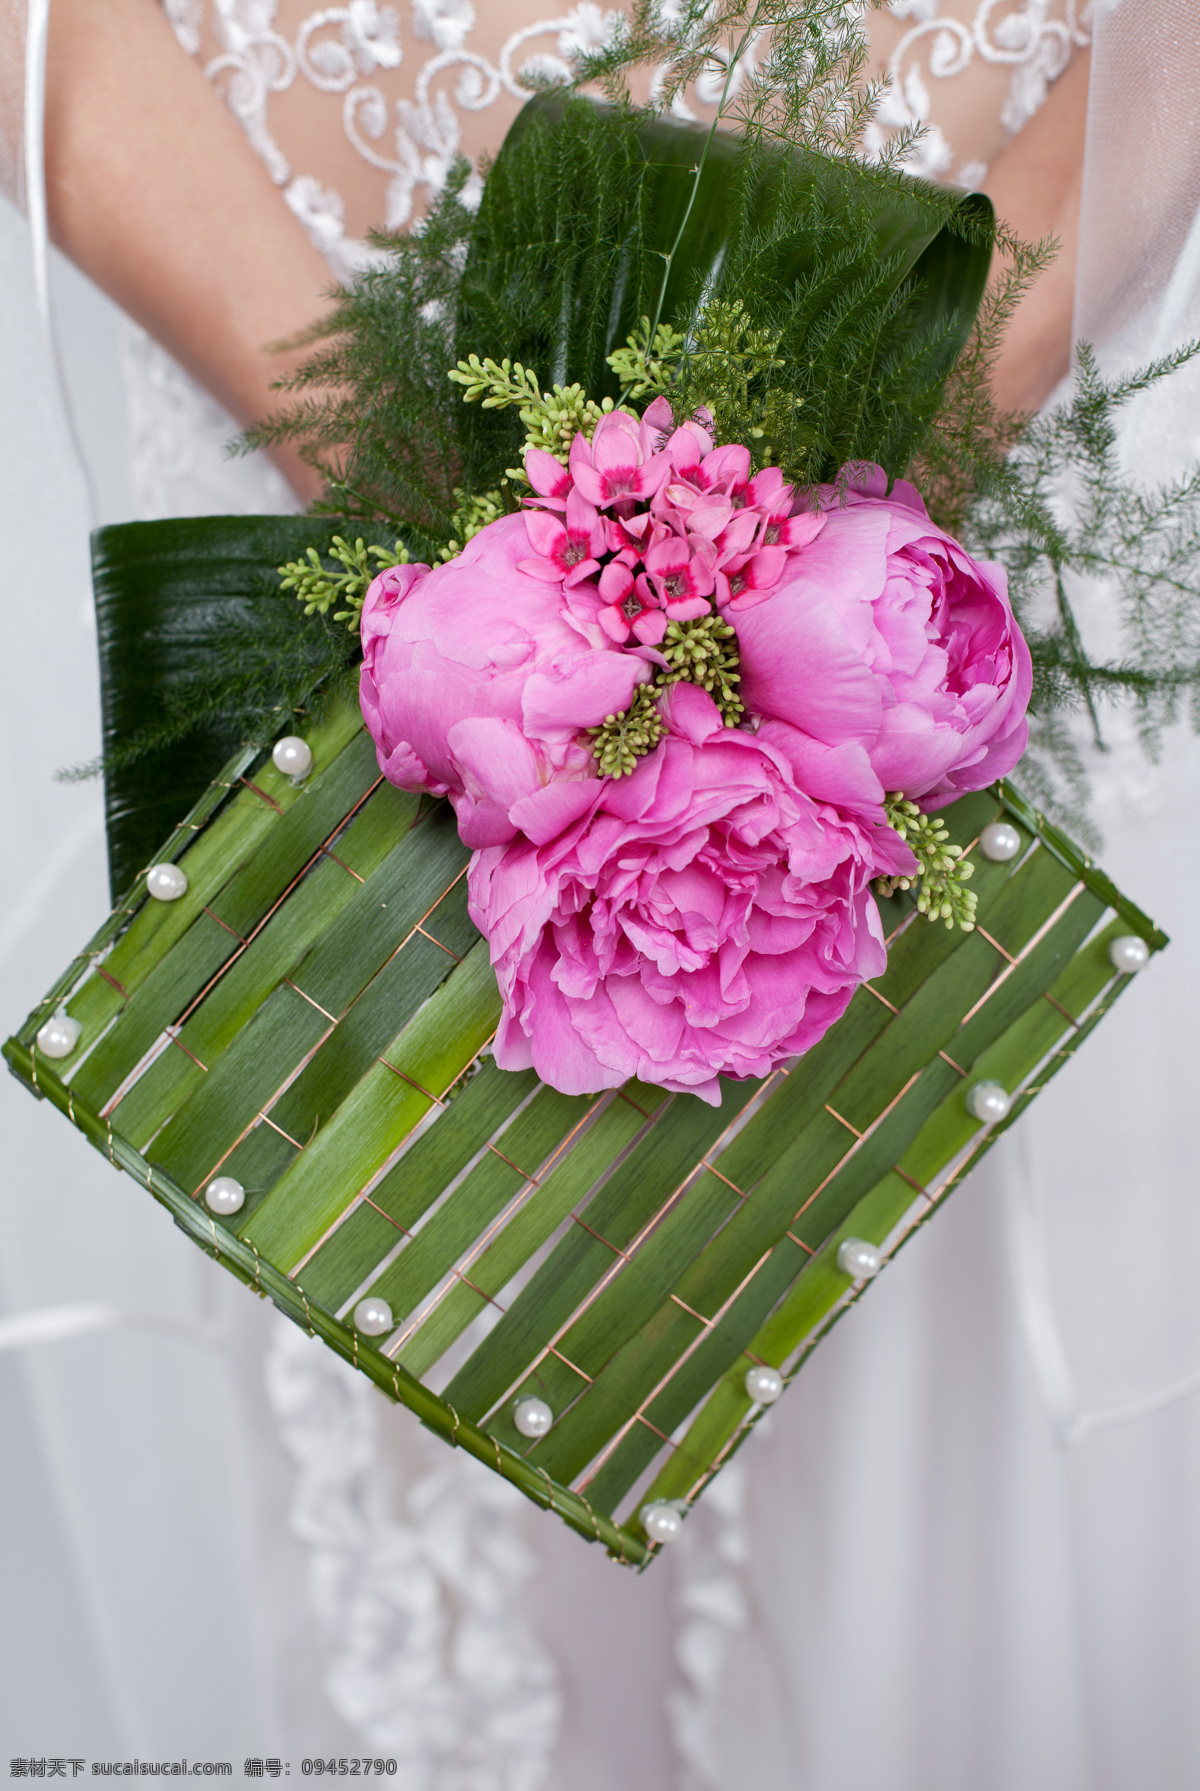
[735,464,1032,805]
[359,514,646,848]
[469,685,914,1105]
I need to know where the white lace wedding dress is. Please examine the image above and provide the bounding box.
[5,3,1200,1785]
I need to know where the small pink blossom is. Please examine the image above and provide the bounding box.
[568,410,673,512]
[715,546,790,611]
[596,560,668,646]
[636,532,715,620]
[519,488,606,586]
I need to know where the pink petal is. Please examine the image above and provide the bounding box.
[664,595,712,621]
[508,777,604,845]
[598,604,632,643]
[447,713,539,791]
[525,447,572,498]
[517,558,569,583]
[641,395,676,437]
[598,561,634,602]
[661,682,724,744]
[522,654,647,733]
[523,509,567,558]
[632,609,668,645]
[755,721,884,807]
[781,508,826,549]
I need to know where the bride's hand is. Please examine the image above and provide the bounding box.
[45,0,334,505]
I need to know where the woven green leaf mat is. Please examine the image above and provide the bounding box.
[4,576,1167,1574]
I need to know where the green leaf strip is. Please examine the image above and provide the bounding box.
[0,1034,646,1569]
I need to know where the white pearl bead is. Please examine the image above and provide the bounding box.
[513,1395,554,1438]
[744,1363,784,1405]
[1109,934,1150,974]
[967,1080,1011,1123]
[641,1500,686,1544]
[353,1296,393,1336]
[978,820,1022,862]
[204,1175,245,1216]
[837,1236,883,1279]
[36,1014,81,1059]
[272,735,313,779]
[146,862,188,902]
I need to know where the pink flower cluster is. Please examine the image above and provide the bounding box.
[359,407,1032,1104]
[518,396,823,648]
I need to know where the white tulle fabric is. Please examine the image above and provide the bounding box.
[264,1322,561,1780]
[6,0,1200,1782]
[1006,0,1200,1438]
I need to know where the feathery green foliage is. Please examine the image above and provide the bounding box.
[961,341,1200,808]
[575,0,896,164]
[242,160,480,549]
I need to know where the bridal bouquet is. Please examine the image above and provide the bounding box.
[359,407,1028,1102]
[7,2,1189,1565]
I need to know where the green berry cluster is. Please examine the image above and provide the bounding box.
[448,356,615,477]
[586,616,745,777]
[277,536,408,632]
[439,487,508,561]
[879,796,978,930]
[606,317,688,400]
[658,615,744,724]
[587,683,667,778]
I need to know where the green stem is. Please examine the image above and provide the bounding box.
[634,8,767,393]
[1054,563,1104,747]
[328,480,410,533]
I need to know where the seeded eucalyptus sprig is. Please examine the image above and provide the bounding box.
[658,616,744,723]
[277,535,408,631]
[588,683,667,777]
[879,796,978,930]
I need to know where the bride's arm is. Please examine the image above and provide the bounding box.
[44,0,333,503]
[982,49,1091,413]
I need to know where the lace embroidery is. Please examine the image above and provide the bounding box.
[167,1,1091,279]
[265,1319,562,1782]
[868,0,1092,185]
[165,2,626,278]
